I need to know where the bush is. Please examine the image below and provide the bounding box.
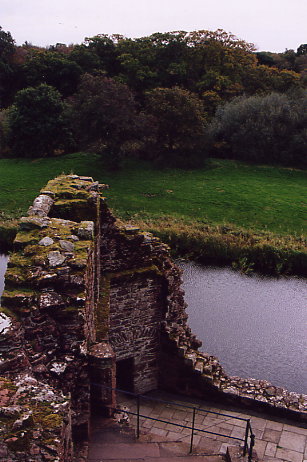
[209,90,307,167]
[7,84,74,157]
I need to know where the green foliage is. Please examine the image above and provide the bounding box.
[0,26,16,107]
[209,90,307,167]
[68,74,144,167]
[145,87,207,167]
[232,256,255,274]
[84,34,120,75]
[0,27,306,169]
[7,84,74,157]
[22,50,82,97]
[297,44,307,56]
[68,45,101,73]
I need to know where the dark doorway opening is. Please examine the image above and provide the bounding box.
[116,357,134,392]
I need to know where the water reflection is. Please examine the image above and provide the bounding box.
[177,261,307,394]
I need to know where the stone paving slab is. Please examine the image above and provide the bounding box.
[117,391,307,461]
[88,456,222,461]
[88,442,160,460]
[88,419,225,461]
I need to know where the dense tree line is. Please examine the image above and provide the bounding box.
[0,26,306,168]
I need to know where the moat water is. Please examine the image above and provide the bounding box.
[177,261,307,395]
[0,254,306,394]
[0,254,8,298]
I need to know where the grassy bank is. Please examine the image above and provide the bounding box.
[0,154,306,274]
[130,216,306,276]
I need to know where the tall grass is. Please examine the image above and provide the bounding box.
[130,216,306,276]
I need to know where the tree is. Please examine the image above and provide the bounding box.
[297,44,307,56]
[23,50,82,97]
[68,74,142,167]
[144,87,207,167]
[83,35,120,75]
[0,27,16,107]
[209,91,307,167]
[7,84,73,157]
[68,45,101,73]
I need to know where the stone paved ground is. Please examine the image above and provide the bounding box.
[117,390,307,462]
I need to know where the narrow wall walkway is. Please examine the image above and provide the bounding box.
[112,391,307,462]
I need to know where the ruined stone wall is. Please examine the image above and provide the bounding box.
[0,175,105,461]
[96,206,191,395]
[0,174,306,462]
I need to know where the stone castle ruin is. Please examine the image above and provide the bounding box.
[0,175,306,461]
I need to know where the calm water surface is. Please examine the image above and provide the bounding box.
[177,261,307,394]
[0,254,8,297]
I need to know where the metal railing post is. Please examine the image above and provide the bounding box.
[189,407,196,454]
[248,432,255,462]
[136,394,140,439]
[243,419,250,455]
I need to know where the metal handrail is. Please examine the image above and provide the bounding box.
[92,383,255,460]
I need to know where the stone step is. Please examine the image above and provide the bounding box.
[90,458,223,461]
[88,442,223,460]
[88,440,225,461]
[88,417,227,462]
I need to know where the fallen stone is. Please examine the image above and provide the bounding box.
[79,176,93,182]
[39,236,54,246]
[265,386,276,397]
[48,251,66,267]
[67,234,79,241]
[39,291,64,309]
[50,362,67,375]
[40,190,56,198]
[99,183,109,190]
[12,411,33,429]
[85,180,98,190]
[19,216,50,230]
[77,221,94,240]
[59,240,75,252]
[0,406,23,417]
[28,194,54,217]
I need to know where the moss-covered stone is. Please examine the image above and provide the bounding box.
[33,405,63,431]
[0,305,15,319]
[1,288,38,312]
[14,229,43,248]
[52,198,96,222]
[7,253,34,268]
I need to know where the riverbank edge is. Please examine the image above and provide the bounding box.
[0,220,18,251]
[1,217,306,277]
[129,217,307,277]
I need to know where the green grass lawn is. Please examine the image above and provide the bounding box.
[0,153,306,237]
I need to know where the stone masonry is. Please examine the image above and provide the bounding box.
[0,174,306,461]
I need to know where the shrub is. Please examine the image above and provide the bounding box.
[7,84,73,157]
[209,90,307,167]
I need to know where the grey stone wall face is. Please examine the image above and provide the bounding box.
[109,273,164,394]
